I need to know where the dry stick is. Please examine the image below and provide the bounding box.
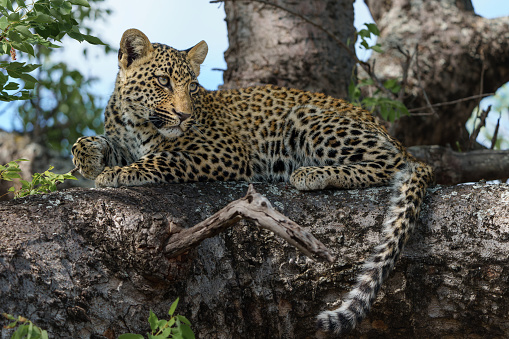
[490,113,501,150]
[469,105,491,149]
[413,44,437,117]
[164,184,335,263]
[210,0,395,99]
[396,45,414,103]
[408,93,495,112]
[469,49,488,150]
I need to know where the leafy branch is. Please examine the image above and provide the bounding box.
[0,0,106,102]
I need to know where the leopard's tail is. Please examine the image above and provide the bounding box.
[316,160,433,335]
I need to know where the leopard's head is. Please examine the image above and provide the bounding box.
[117,28,208,138]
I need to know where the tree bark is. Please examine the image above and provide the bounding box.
[221,0,355,99]
[1,182,508,338]
[364,0,509,148]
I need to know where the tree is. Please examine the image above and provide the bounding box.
[1,183,508,338]
[364,0,509,148]
[221,0,356,99]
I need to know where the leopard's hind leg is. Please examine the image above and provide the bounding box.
[290,162,397,191]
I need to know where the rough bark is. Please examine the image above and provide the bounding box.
[1,182,508,338]
[221,0,355,99]
[364,0,509,148]
[409,146,509,184]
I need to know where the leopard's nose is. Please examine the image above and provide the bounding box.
[174,110,191,122]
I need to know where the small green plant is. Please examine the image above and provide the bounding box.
[0,158,76,198]
[119,298,195,339]
[2,313,48,339]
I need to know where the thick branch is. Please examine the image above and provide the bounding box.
[1,182,508,338]
[165,184,334,262]
[409,145,509,184]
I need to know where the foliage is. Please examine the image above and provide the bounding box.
[0,0,113,154]
[349,76,409,122]
[0,158,76,198]
[1,313,48,339]
[348,23,409,122]
[356,23,382,53]
[2,301,193,339]
[119,298,195,339]
[0,0,106,102]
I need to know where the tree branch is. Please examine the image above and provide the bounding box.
[409,145,509,184]
[164,184,334,263]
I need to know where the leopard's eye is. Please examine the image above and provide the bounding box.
[157,76,170,87]
[189,81,199,94]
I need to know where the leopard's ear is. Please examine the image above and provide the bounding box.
[186,40,208,76]
[118,29,154,70]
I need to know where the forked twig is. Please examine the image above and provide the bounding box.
[164,185,335,263]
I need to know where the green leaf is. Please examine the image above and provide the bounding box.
[7,11,19,22]
[168,298,179,317]
[4,81,19,90]
[371,44,383,53]
[5,0,14,12]
[161,327,173,337]
[31,13,53,23]
[148,310,158,332]
[21,42,35,56]
[2,170,22,179]
[176,315,191,326]
[118,335,144,339]
[157,319,168,329]
[68,0,90,7]
[179,323,195,339]
[19,73,38,84]
[357,29,370,39]
[14,25,32,38]
[67,30,84,42]
[365,23,380,36]
[14,0,27,9]
[83,34,105,45]
[0,16,9,30]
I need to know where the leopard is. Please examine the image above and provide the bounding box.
[71,28,434,335]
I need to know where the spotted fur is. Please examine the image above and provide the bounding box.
[72,29,433,335]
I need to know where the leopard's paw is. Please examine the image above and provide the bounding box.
[71,136,108,180]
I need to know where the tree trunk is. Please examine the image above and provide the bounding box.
[364,0,509,148]
[1,182,508,338]
[221,0,355,99]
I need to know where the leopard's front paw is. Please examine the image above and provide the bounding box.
[95,167,120,188]
[71,136,108,180]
